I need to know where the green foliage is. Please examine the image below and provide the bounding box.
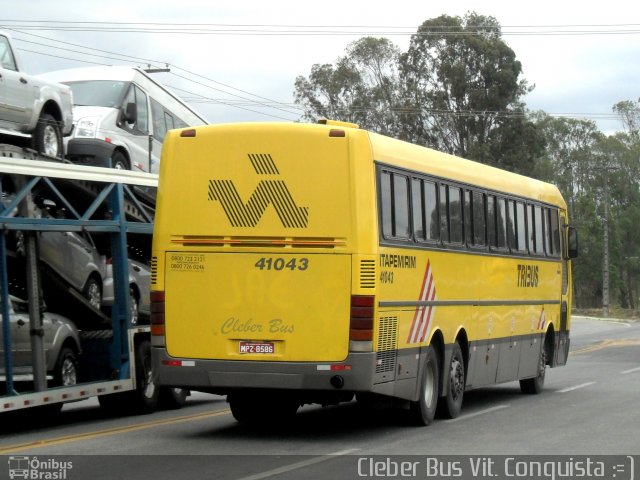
[398,13,534,165]
[293,12,640,312]
[294,37,402,137]
[294,12,541,175]
[534,113,640,309]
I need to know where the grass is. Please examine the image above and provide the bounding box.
[573,307,640,321]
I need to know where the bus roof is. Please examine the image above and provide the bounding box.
[367,130,567,209]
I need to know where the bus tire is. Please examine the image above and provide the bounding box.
[438,341,465,419]
[159,387,188,409]
[409,346,439,426]
[132,339,159,413]
[228,392,298,424]
[228,394,254,423]
[520,343,547,394]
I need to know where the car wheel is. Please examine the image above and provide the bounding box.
[133,339,159,413]
[53,347,78,387]
[129,287,139,325]
[83,277,102,310]
[98,339,159,415]
[33,113,63,159]
[111,151,130,170]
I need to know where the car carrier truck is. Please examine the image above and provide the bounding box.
[1,143,186,415]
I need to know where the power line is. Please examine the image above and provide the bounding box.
[13,37,154,67]
[2,23,628,124]
[165,84,299,121]
[15,45,622,123]
[166,72,301,118]
[2,20,640,36]
[5,27,167,68]
[7,29,298,121]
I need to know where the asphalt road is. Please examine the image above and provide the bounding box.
[0,316,638,480]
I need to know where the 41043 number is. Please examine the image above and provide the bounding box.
[254,257,309,271]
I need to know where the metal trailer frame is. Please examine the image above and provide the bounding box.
[1,153,158,412]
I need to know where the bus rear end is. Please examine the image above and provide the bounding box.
[151,122,376,419]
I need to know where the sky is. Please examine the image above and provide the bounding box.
[2,0,639,133]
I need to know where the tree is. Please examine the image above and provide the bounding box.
[534,112,640,310]
[613,99,640,141]
[533,113,604,308]
[398,12,537,174]
[293,37,402,136]
[294,13,543,173]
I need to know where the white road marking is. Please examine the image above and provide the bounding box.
[235,448,361,480]
[558,381,596,393]
[446,404,510,423]
[621,366,640,374]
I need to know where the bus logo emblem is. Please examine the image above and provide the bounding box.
[207,153,309,228]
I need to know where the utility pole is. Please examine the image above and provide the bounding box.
[602,174,610,318]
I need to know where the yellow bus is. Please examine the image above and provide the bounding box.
[150,120,578,425]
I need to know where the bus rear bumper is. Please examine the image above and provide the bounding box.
[152,348,377,394]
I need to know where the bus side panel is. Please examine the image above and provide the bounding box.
[376,245,562,388]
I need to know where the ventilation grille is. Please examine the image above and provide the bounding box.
[359,259,376,289]
[376,316,398,373]
[150,256,158,285]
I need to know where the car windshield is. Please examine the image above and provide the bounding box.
[0,295,26,313]
[65,80,129,108]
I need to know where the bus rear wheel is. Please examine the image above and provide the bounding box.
[438,341,465,419]
[409,346,439,426]
[228,392,298,424]
[520,344,547,394]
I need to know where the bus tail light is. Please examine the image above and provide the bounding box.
[350,295,374,352]
[151,290,166,345]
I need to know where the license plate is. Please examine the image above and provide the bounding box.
[239,341,274,354]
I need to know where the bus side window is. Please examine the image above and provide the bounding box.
[534,205,544,255]
[380,171,410,239]
[381,172,393,238]
[496,197,507,249]
[515,201,527,252]
[487,195,496,247]
[507,200,517,251]
[439,184,449,242]
[424,180,438,242]
[448,186,463,244]
[543,207,552,255]
[439,184,463,244]
[550,208,561,256]
[393,174,410,239]
[527,204,535,253]
[473,191,486,247]
[464,190,472,245]
[412,178,425,240]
